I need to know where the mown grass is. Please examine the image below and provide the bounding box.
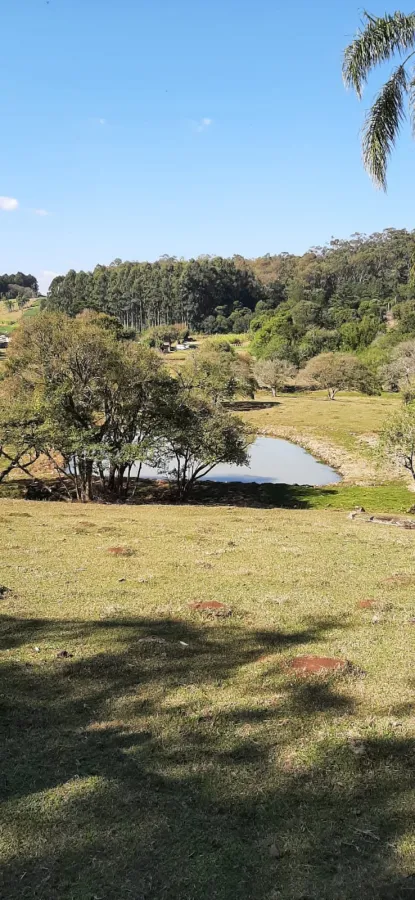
[1,499,415,899]
[242,390,400,453]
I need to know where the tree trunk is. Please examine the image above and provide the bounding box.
[79,458,94,501]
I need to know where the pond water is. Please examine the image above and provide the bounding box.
[138,436,341,486]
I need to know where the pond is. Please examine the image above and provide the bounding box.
[138,436,341,486]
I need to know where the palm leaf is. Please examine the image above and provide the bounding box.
[362,65,408,189]
[343,11,415,98]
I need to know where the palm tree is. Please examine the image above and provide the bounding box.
[343,11,415,190]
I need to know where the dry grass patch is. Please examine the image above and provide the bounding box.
[0,499,415,899]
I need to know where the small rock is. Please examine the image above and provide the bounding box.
[372,615,380,624]
[118,577,126,582]
[0,585,9,598]
[34,647,40,653]
[179,641,189,647]
[57,650,73,659]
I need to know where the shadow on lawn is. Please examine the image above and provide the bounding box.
[0,613,414,900]
[0,475,337,508]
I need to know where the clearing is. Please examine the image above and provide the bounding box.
[1,499,415,899]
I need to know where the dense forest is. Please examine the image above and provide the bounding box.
[0,272,38,301]
[45,229,415,361]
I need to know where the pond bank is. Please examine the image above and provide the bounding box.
[256,423,396,486]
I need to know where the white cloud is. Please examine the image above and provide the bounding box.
[38,270,60,295]
[0,196,18,211]
[98,118,106,125]
[33,208,49,216]
[195,117,213,132]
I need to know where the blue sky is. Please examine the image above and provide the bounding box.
[2,0,415,292]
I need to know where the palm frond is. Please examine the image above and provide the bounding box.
[343,11,415,98]
[409,73,415,135]
[362,65,408,189]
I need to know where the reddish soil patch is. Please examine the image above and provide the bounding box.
[382,574,415,587]
[287,655,349,676]
[358,599,376,609]
[189,601,231,617]
[107,546,135,557]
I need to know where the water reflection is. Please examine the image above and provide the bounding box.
[138,436,340,486]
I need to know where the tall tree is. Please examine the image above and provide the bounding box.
[343,11,415,188]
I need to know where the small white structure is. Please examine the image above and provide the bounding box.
[176,342,190,351]
[0,334,10,348]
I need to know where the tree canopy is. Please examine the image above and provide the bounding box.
[0,312,251,501]
[43,230,415,357]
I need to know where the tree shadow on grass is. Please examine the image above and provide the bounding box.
[0,475,339,509]
[0,613,414,899]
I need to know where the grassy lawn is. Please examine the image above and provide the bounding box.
[242,390,400,453]
[1,499,415,899]
[237,391,403,487]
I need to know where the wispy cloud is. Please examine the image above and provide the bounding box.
[195,117,213,132]
[33,208,49,216]
[98,118,106,126]
[38,270,60,294]
[0,196,18,211]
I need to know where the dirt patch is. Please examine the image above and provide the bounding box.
[368,515,415,529]
[287,655,350,676]
[358,599,377,609]
[189,600,231,617]
[382,574,415,587]
[107,546,135,557]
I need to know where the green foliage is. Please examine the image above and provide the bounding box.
[343,11,415,188]
[0,312,252,502]
[1,313,167,501]
[150,393,251,498]
[46,257,264,334]
[181,343,255,403]
[380,403,415,478]
[0,271,38,298]
[42,229,415,371]
[253,358,297,395]
[302,352,381,400]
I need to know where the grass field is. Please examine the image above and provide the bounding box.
[1,499,415,899]
[0,298,40,332]
[239,391,403,486]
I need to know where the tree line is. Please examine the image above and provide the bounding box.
[45,229,415,345]
[0,272,38,302]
